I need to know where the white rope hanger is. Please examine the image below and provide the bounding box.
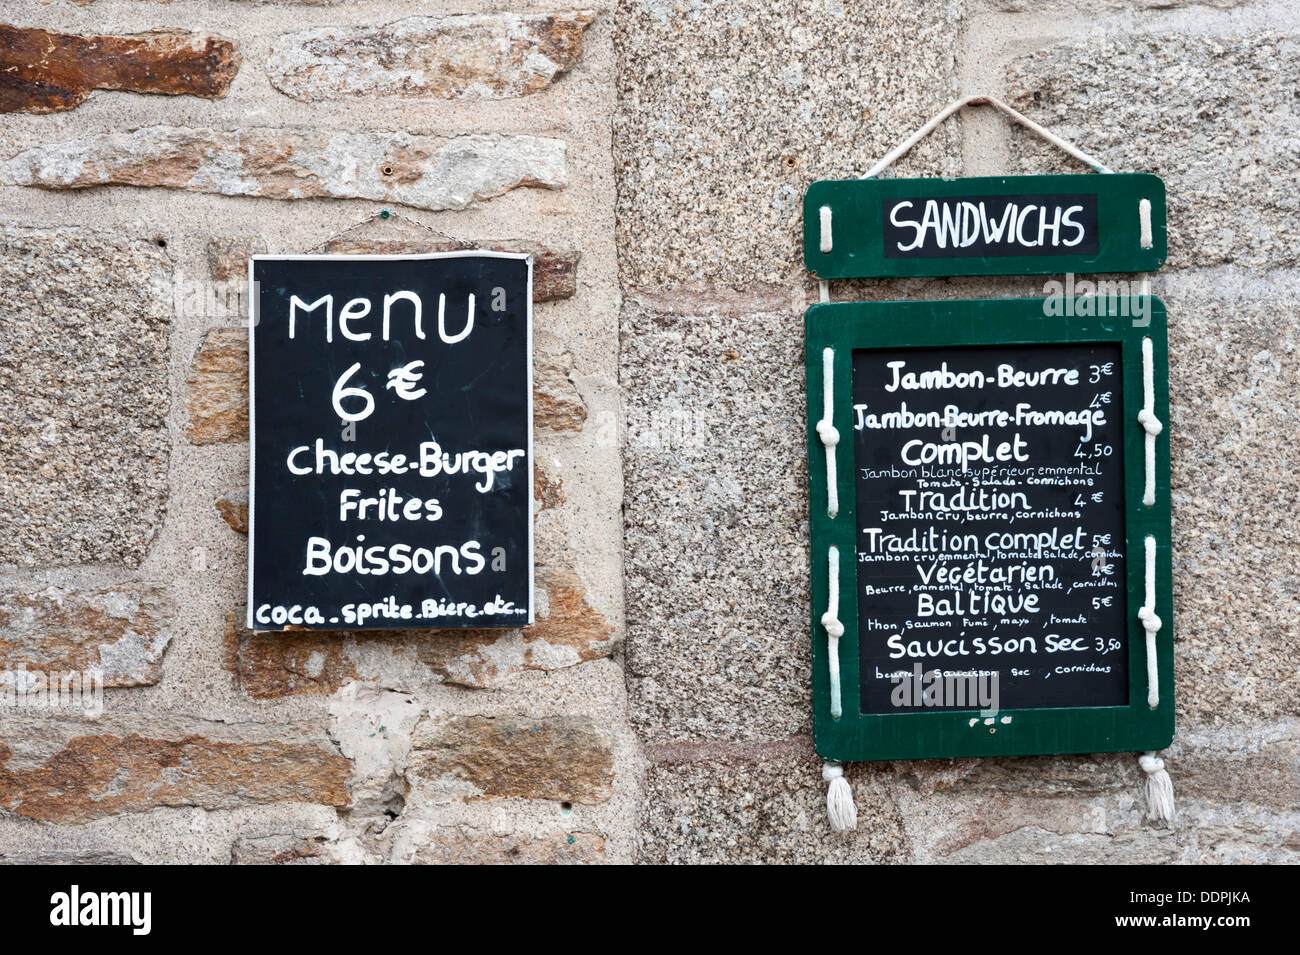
[861,94,1115,180]
[817,95,1116,256]
[1139,535,1162,710]
[822,545,844,719]
[1139,337,1164,508]
[1135,337,1172,821]
[815,346,851,828]
[816,347,840,518]
[1137,538,1174,822]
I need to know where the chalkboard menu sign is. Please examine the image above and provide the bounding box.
[248,253,532,632]
[807,298,1172,761]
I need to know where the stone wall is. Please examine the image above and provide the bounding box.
[616,0,1299,863]
[0,0,633,863]
[0,0,1295,863]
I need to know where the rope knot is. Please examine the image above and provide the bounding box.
[1138,753,1165,775]
[822,763,844,782]
[820,612,844,639]
[1137,408,1163,436]
[1138,606,1162,633]
[816,419,840,447]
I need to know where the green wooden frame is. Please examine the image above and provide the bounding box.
[804,174,1166,279]
[806,297,1173,761]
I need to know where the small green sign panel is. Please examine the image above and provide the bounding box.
[804,174,1166,279]
[807,298,1172,761]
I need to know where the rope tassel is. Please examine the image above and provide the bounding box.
[1139,752,1176,823]
[823,762,857,832]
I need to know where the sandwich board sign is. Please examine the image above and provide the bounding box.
[803,175,1172,762]
[247,252,533,632]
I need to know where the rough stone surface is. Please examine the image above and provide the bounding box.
[534,352,588,431]
[898,728,1300,863]
[411,713,614,804]
[937,816,1177,864]
[0,717,350,823]
[224,565,615,696]
[981,0,1250,9]
[3,128,566,213]
[0,584,173,687]
[401,826,606,864]
[415,566,615,687]
[215,488,249,534]
[888,751,1172,863]
[614,0,961,289]
[69,0,358,4]
[623,290,808,743]
[0,847,138,864]
[187,333,587,444]
[231,830,332,865]
[1170,721,1299,810]
[1157,804,1300,865]
[0,0,628,865]
[534,463,566,511]
[223,614,356,699]
[0,228,171,568]
[1007,31,1300,272]
[323,237,580,302]
[889,749,1134,800]
[639,745,908,863]
[327,683,420,820]
[267,13,597,102]
[4,0,1292,868]
[1161,276,1300,725]
[0,26,239,114]
[186,328,248,445]
[207,237,266,281]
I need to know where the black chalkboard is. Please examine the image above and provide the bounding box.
[852,342,1128,713]
[248,253,532,631]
